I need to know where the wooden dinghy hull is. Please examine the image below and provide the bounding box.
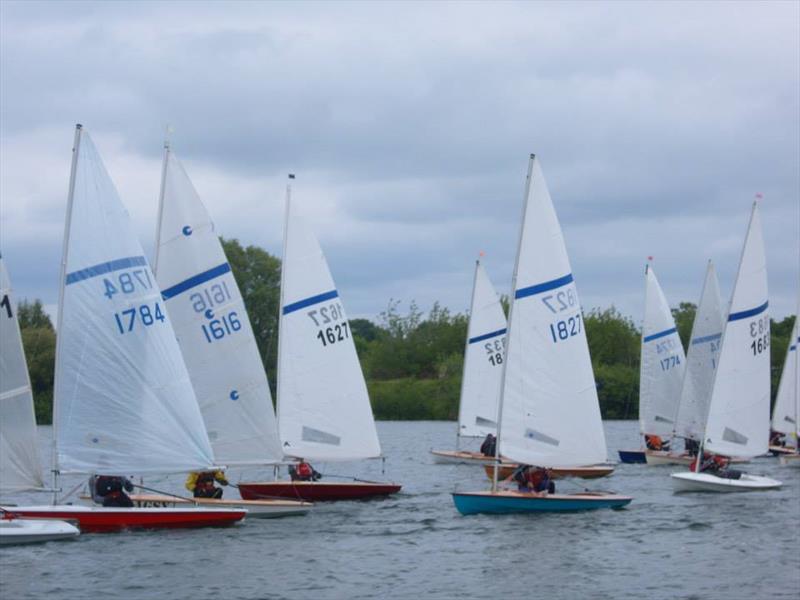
[430,450,496,465]
[778,453,800,467]
[770,445,798,456]
[671,472,782,493]
[0,517,80,545]
[617,450,647,464]
[483,464,615,481]
[127,494,312,518]
[237,481,401,502]
[645,451,749,466]
[6,505,246,533]
[452,491,632,514]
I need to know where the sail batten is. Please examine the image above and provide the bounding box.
[54,127,215,475]
[154,147,282,466]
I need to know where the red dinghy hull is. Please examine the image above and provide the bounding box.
[238,481,402,502]
[6,505,246,533]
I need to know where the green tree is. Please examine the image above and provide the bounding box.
[671,302,697,352]
[770,315,796,405]
[16,300,56,424]
[221,237,282,394]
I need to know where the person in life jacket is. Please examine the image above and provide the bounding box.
[684,438,700,457]
[89,475,134,507]
[185,470,229,499]
[644,434,671,452]
[480,434,497,457]
[505,465,555,496]
[288,461,322,482]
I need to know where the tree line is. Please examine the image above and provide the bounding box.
[18,238,797,424]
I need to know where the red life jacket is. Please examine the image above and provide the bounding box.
[297,463,313,478]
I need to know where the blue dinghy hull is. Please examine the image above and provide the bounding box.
[617,450,646,464]
[452,491,632,515]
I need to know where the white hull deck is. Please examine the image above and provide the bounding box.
[646,451,749,466]
[671,471,782,493]
[0,517,80,545]
[126,494,312,518]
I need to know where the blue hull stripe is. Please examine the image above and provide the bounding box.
[728,301,768,322]
[515,273,574,300]
[161,263,231,300]
[66,256,147,285]
[468,328,507,345]
[643,327,678,343]
[691,332,722,345]
[283,290,339,315]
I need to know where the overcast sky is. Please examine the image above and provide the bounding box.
[1,1,798,326]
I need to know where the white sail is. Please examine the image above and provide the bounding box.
[771,306,798,447]
[497,155,607,468]
[54,126,215,475]
[277,187,381,462]
[154,147,283,466]
[639,264,686,437]
[457,260,507,438]
[703,203,770,458]
[674,261,724,441]
[0,257,45,492]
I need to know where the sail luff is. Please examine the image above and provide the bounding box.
[455,259,480,446]
[771,303,798,445]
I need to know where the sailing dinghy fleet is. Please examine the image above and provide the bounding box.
[0,126,796,541]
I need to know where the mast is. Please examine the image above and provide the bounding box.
[51,124,83,504]
[455,258,481,450]
[275,174,293,442]
[153,137,171,274]
[491,154,535,492]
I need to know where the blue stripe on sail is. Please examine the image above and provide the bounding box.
[515,273,574,300]
[790,345,797,352]
[283,290,339,315]
[643,327,678,343]
[691,332,722,345]
[468,328,507,344]
[161,263,232,300]
[728,301,768,322]
[65,256,147,285]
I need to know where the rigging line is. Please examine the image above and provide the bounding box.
[132,483,200,505]
[318,472,384,484]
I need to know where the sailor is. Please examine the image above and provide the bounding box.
[684,438,700,456]
[288,461,322,482]
[480,433,497,457]
[644,434,670,452]
[186,470,229,499]
[505,465,555,496]
[90,475,135,507]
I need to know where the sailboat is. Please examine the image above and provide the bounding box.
[238,177,401,501]
[617,264,686,464]
[672,202,782,492]
[8,125,246,530]
[430,259,506,465]
[452,155,632,514]
[143,142,311,517]
[0,256,80,544]
[772,301,799,466]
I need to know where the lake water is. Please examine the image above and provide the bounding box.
[1,421,798,599]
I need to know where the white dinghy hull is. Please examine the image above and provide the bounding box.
[778,453,800,467]
[671,471,782,493]
[0,517,80,545]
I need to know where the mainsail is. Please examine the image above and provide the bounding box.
[277,183,381,462]
[0,257,45,492]
[154,146,282,465]
[457,260,506,439]
[497,155,607,468]
[673,261,724,441]
[703,202,770,458]
[639,264,686,436]
[53,126,215,475]
[771,302,798,448]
